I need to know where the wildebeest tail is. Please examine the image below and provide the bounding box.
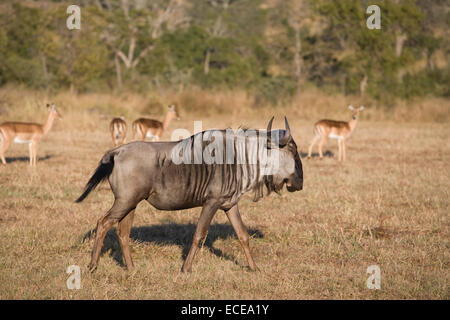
[75,150,118,203]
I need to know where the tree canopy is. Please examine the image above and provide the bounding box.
[0,0,448,104]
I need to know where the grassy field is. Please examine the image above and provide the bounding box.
[0,88,449,299]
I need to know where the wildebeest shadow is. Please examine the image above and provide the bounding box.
[4,154,52,163]
[81,223,264,269]
[300,150,334,158]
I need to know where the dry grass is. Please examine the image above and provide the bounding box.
[0,87,449,299]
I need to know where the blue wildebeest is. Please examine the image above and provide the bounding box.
[76,117,303,272]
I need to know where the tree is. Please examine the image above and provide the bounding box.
[312,0,423,99]
[92,0,189,88]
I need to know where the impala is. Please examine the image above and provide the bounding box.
[110,117,127,147]
[132,104,180,141]
[307,105,364,161]
[0,103,62,166]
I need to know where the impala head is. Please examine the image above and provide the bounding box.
[348,105,364,120]
[168,103,180,121]
[47,103,62,119]
[266,117,303,193]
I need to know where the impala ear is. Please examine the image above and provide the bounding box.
[348,105,354,111]
[359,106,364,111]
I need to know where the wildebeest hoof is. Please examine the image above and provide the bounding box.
[181,266,192,273]
[88,263,97,273]
[247,265,260,272]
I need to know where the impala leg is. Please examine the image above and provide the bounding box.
[137,126,145,141]
[132,124,142,141]
[337,139,342,161]
[0,136,12,164]
[318,135,327,159]
[307,135,319,159]
[31,142,38,166]
[116,209,136,270]
[342,139,346,162]
[89,200,137,272]
[28,143,33,166]
[225,205,258,271]
[182,202,219,273]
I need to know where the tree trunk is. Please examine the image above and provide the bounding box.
[40,53,49,89]
[395,33,407,57]
[294,24,302,102]
[360,75,368,97]
[204,49,211,75]
[115,53,123,89]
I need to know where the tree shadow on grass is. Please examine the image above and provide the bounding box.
[5,154,52,163]
[81,223,264,270]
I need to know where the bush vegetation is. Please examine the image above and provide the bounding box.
[0,0,448,108]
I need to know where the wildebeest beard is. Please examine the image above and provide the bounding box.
[251,175,283,202]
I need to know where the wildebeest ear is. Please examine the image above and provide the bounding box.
[279,116,292,146]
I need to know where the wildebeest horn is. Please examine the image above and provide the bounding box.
[279,116,292,146]
[267,116,274,133]
[266,116,274,147]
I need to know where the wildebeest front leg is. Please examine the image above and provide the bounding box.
[225,205,258,271]
[89,200,137,272]
[116,210,136,270]
[181,202,220,273]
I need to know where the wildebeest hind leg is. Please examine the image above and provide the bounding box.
[116,209,136,270]
[225,205,258,271]
[88,200,137,272]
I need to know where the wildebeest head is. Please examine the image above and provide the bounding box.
[266,117,303,194]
